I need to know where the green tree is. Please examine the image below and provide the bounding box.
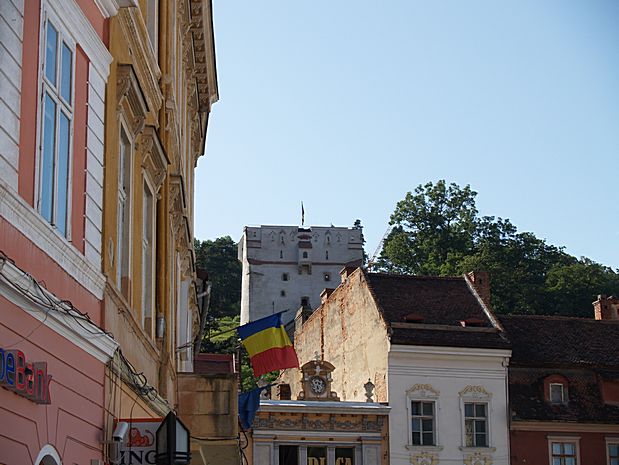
[545,258,619,317]
[379,180,619,316]
[194,236,241,319]
[380,181,478,275]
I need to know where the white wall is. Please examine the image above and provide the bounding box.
[0,0,24,191]
[388,345,511,465]
[239,225,364,324]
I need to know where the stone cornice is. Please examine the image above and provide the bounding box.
[93,0,138,18]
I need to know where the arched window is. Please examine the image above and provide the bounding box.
[303,251,308,259]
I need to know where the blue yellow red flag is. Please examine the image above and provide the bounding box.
[238,312,299,377]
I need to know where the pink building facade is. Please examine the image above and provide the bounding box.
[0,0,121,463]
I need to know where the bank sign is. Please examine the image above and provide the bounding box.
[0,348,52,404]
[118,419,162,465]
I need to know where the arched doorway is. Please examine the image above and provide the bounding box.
[34,445,62,465]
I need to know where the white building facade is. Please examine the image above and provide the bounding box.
[238,225,364,325]
[388,345,511,465]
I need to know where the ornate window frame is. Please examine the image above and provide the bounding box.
[406,383,443,461]
[458,385,495,454]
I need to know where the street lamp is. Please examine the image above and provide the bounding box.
[155,412,191,465]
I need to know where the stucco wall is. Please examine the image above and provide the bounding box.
[510,429,615,465]
[286,269,390,402]
[0,297,106,464]
[388,346,511,465]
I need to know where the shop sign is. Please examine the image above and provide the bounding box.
[119,419,162,465]
[0,348,52,404]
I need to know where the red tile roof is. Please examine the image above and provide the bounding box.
[363,271,509,349]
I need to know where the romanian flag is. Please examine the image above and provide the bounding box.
[238,312,299,377]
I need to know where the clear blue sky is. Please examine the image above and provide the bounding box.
[194,0,619,269]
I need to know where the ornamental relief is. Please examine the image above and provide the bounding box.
[407,384,440,398]
[410,452,438,465]
[458,385,492,399]
[464,452,493,465]
[253,414,385,433]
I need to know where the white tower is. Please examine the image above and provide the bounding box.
[238,225,364,325]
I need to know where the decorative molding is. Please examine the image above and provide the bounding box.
[0,181,106,299]
[463,452,493,465]
[93,0,138,18]
[459,385,492,399]
[116,64,148,136]
[117,8,163,116]
[253,413,385,433]
[0,258,118,363]
[410,451,438,465]
[390,344,512,359]
[44,0,113,78]
[511,421,619,433]
[407,384,440,398]
[139,126,169,191]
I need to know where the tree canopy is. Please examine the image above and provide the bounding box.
[194,236,241,319]
[378,180,619,317]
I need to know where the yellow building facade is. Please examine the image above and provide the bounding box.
[101,0,218,438]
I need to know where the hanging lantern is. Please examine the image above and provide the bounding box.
[155,412,191,465]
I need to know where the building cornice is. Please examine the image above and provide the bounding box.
[0,259,118,363]
[389,344,511,359]
[93,0,138,18]
[511,421,619,433]
[0,181,106,299]
[258,400,391,415]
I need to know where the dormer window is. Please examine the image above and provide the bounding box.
[550,383,566,404]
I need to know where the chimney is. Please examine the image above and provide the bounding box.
[320,288,336,304]
[593,295,619,320]
[339,266,358,283]
[467,271,491,305]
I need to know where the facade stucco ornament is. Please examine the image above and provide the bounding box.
[116,64,148,136]
[459,385,492,399]
[138,127,168,191]
[407,384,440,399]
[410,452,438,465]
[464,452,493,465]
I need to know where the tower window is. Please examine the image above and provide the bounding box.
[280,250,283,259]
[324,272,331,282]
[282,273,289,281]
[302,251,308,259]
[280,290,286,297]
[325,250,329,260]
[301,296,309,307]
